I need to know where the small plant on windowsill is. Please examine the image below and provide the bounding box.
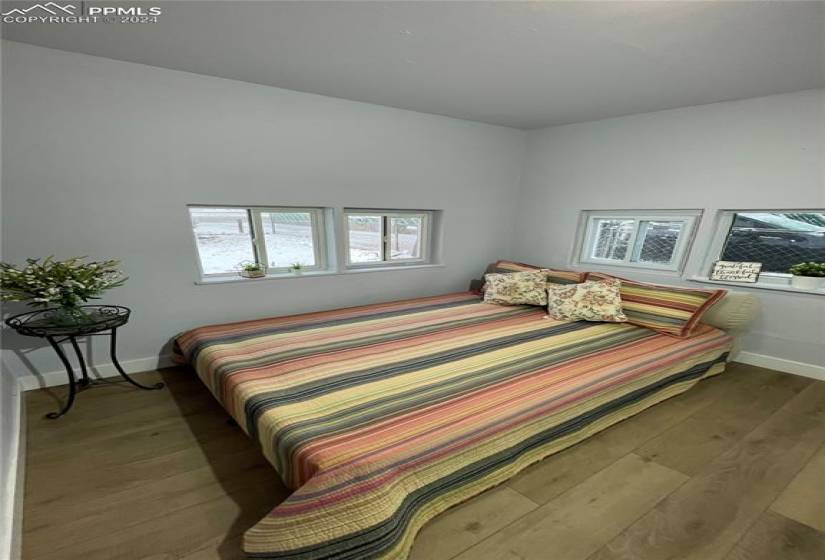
[290,262,305,276]
[788,262,825,290]
[239,261,267,279]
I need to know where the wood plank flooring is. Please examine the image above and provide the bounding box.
[22,362,825,560]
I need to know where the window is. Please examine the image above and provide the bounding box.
[578,210,700,272]
[188,206,326,277]
[344,210,431,267]
[707,210,825,275]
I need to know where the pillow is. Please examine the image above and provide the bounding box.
[491,260,585,285]
[585,272,726,337]
[483,271,548,306]
[546,278,628,322]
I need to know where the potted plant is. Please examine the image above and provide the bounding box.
[0,257,127,324]
[788,262,825,290]
[239,261,267,279]
[290,262,305,276]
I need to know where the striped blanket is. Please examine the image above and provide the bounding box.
[175,292,732,559]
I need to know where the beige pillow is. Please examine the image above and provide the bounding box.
[483,271,548,306]
[546,278,627,322]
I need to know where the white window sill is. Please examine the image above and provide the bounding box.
[573,262,683,278]
[688,276,825,296]
[343,263,440,274]
[195,264,444,285]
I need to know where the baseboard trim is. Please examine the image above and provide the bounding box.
[18,350,822,388]
[0,377,23,560]
[11,397,25,560]
[736,351,825,381]
[18,354,175,391]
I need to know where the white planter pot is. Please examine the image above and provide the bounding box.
[291,269,303,276]
[790,275,825,290]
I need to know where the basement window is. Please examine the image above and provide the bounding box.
[188,205,328,278]
[577,210,701,273]
[344,209,433,268]
[690,210,825,294]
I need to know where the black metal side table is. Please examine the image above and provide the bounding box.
[5,305,163,419]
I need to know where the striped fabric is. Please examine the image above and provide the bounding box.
[492,260,585,285]
[586,272,727,338]
[175,292,732,560]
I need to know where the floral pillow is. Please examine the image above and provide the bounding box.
[546,278,627,322]
[483,271,548,306]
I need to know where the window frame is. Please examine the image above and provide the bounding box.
[698,209,825,288]
[343,209,432,269]
[576,210,701,273]
[188,204,328,279]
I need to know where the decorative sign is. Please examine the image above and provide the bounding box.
[710,261,762,283]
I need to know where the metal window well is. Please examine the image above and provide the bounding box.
[721,213,825,273]
[636,222,682,263]
[592,220,680,263]
[593,220,633,260]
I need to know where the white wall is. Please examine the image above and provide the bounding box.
[0,41,526,381]
[1,54,24,552]
[514,89,825,368]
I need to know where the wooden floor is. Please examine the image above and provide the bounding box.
[22,363,825,560]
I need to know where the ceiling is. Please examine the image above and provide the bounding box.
[3,1,824,129]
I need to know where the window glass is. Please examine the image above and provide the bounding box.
[591,219,634,261]
[720,212,825,273]
[189,207,255,274]
[347,215,383,263]
[633,221,685,264]
[389,216,423,260]
[261,211,316,268]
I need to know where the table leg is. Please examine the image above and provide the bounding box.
[69,336,91,387]
[45,336,77,419]
[109,328,164,390]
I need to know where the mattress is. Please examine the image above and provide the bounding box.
[174,292,732,559]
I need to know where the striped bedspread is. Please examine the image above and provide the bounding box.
[175,292,732,559]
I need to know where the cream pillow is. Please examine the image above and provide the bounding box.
[546,278,627,322]
[483,271,548,306]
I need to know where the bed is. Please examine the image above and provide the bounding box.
[174,284,753,559]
